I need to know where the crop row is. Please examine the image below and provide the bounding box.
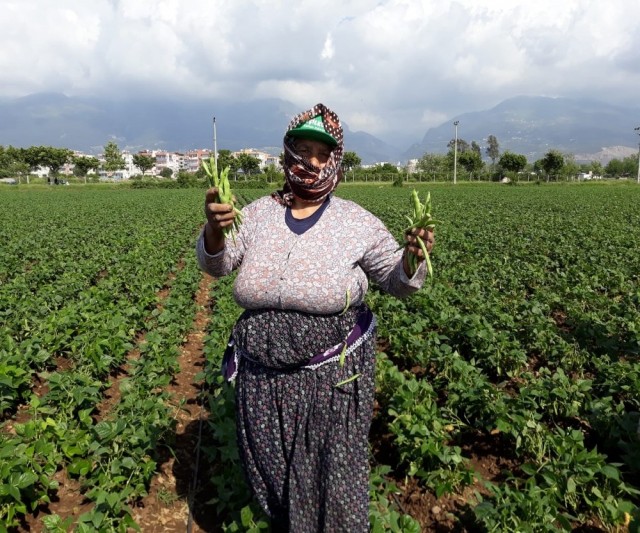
[194,182,640,530]
[1,188,206,529]
[1,189,203,414]
[1,183,639,531]
[339,183,640,530]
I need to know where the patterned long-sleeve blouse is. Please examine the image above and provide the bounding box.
[196,194,425,314]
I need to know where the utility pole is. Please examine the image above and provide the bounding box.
[213,116,218,174]
[635,126,640,185]
[453,121,459,185]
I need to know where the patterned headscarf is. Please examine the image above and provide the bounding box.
[272,103,344,206]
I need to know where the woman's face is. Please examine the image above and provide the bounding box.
[294,138,332,169]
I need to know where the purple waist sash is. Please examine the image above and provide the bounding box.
[221,307,376,382]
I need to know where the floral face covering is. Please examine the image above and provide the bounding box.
[273,103,344,206]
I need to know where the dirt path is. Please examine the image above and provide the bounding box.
[14,271,218,532]
[131,272,218,532]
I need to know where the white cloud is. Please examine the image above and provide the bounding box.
[321,33,335,61]
[1,0,639,145]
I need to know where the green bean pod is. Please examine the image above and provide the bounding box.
[202,156,242,241]
[402,188,437,277]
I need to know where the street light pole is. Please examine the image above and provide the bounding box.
[453,121,459,185]
[635,127,640,185]
[213,116,218,173]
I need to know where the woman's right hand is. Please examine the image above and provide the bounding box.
[204,187,236,254]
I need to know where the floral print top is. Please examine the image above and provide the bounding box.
[196,194,425,315]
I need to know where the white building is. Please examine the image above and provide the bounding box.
[577,171,602,181]
[97,150,136,180]
[181,149,213,173]
[155,151,181,175]
[406,159,419,173]
[233,148,282,170]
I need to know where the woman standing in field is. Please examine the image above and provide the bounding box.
[196,103,433,532]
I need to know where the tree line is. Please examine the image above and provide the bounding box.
[0,141,270,183]
[0,143,114,182]
[412,135,638,182]
[1,137,638,184]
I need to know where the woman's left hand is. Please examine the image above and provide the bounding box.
[402,227,434,275]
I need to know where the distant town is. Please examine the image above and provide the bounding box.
[4,137,635,185]
[33,147,282,181]
[23,146,408,182]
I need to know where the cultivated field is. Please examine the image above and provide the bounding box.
[1,183,639,532]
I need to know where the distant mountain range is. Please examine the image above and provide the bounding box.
[0,93,638,164]
[0,93,398,165]
[403,95,640,163]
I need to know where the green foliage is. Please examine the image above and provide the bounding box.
[499,151,527,174]
[369,465,421,532]
[457,150,484,176]
[231,179,269,189]
[474,477,572,532]
[217,149,239,175]
[605,154,638,178]
[41,147,74,175]
[73,155,100,177]
[199,275,257,528]
[2,184,640,531]
[342,150,362,171]
[159,167,173,178]
[350,163,401,183]
[375,163,399,174]
[561,153,580,181]
[261,163,282,185]
[0,188,209,529]
[130,177,181,189]
[539,149,565,180]
[447,138,470,153]
[3,145,73,176]
[103,140,125,172]
[342,183,640,529]
[235,153,261,176]
[486,134,500,165]
[417,153,449,181]
[175,170,201,187]
[132,153,155,175]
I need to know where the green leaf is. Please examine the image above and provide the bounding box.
[601,465,620,481]
[68,458,92,477]
[8,483,21,502]
[14,471,38,489]
[240,505,253,527]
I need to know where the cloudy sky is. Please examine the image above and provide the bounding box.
[3,0,639,146]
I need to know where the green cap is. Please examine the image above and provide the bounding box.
[287,115,337,146]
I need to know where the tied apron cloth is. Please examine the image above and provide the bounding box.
[230,303,377,532]
[221,304,375,382]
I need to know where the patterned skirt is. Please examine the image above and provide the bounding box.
[232,305,376,533]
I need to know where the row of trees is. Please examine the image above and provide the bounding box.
[0,145,75,180]
[0,141,273,182]
[0,142,126,181]
[339,142,611,183]
[1,136,638,184]
[413,135,638,182]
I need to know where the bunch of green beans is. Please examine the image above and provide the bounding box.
[202,156,243,241]
[402,189,437,276]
